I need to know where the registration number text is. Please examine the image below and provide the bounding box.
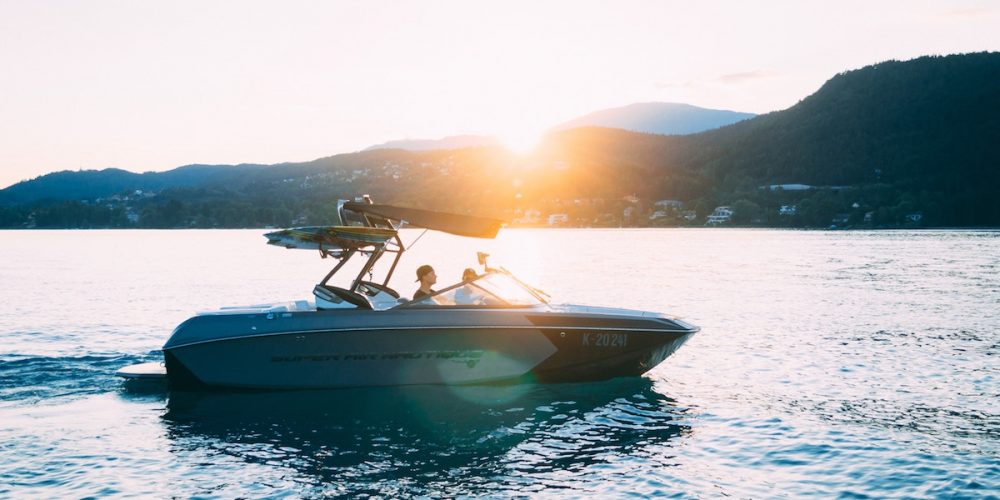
[582,332,628,348]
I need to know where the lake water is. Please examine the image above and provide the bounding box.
[1,229,998,497]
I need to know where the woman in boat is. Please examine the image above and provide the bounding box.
[455,268,483,305]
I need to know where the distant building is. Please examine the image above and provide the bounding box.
[623,206,635,225]
[864,211,875,223]
[706,206,733,225]
[547,213,569,226]
[906,212,923,223]
[764,184,812,191]
[832,213,851,224]
[681,210,697,221]
[779,205,797,216]
[654,200,684,209]
[595,213,616,225]
[513,209,542,225]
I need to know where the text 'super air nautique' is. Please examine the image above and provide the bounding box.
[117,198,699,389]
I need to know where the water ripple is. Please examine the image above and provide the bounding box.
[0,352,156,405]
[1,229,999,497]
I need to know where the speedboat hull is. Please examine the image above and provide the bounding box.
[162,306,698,389]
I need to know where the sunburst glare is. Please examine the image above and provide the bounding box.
[497,127,544,154]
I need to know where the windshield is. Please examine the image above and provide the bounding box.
[404,272,546,307]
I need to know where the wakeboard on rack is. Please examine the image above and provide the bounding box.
[264,226,397,251]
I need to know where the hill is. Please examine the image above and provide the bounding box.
[0,164,275,206]
[551,102,755,135]
[530,53,999,226]
[364,135,501,152]
[1,52,998,228]
[679,52,1000,225]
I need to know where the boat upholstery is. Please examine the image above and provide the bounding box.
[314,284,373,310]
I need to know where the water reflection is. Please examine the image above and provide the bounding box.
[157,379,691,495]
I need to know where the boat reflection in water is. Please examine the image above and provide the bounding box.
[158,378,691,496]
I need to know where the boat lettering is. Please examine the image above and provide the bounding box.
[271,350,485,364]
[582,332,628,348]
[344,353,380,361]
[272,354,341,362]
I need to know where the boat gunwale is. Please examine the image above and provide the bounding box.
[164,323,700,350]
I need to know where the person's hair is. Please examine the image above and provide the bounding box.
[462,268,478,281]
[416,264,435,281]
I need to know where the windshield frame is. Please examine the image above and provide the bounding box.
[394,270,548,309]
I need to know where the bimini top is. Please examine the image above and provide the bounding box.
[264,199,503,253]
[340,201,503,239]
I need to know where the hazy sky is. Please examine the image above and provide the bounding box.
[1,0,998,188]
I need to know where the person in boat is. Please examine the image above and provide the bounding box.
[454,268,482,305]
[461,267,478,282]
[413,264,437,301]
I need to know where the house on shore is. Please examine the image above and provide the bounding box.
[547,213,569,226]
[706,206,733,225]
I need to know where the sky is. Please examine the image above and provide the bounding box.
[1,0,998,189]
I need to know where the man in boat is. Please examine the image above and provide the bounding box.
[413,264,437,300]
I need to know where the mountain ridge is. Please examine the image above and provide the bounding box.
[551,102,755,135]
[0,100,756,201]
[2,52,997,228]
[363,135,502,152]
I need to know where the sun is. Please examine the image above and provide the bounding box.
[497,127,543,154]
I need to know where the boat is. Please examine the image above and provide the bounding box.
[117,197,699,389]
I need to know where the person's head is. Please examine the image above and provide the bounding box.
[462,268,478,282]
[415,264,436,287]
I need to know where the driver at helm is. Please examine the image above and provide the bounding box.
[413,264,437,301]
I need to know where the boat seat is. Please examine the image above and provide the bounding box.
[314,284,373,310]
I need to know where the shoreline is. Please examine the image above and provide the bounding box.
[3,226,999,232]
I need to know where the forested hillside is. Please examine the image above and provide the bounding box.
[2,53,997,229]
[676,52,1000,225]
